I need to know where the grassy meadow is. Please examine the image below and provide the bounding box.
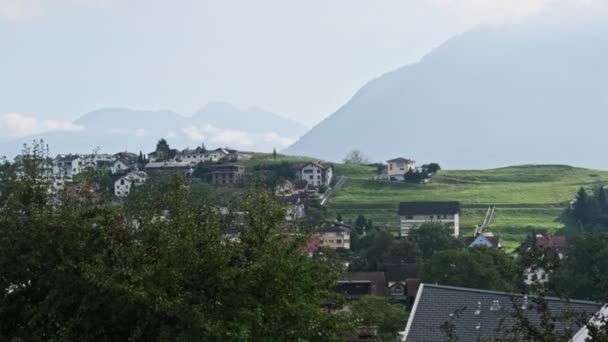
[329,164,608,248]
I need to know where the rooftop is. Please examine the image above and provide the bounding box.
[402,284,601,341]
[398,201,461,216]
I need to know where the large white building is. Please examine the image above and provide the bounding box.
[398,201,461,237]
[294,162,333,188]
[114,171,148,197]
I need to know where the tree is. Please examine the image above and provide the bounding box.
[0,148,350,340]
[343,150,369,164]
[404,169,424,183]
[421,247,517,292]
[551,233,608,301]
[423,163,441,174]
[350,296,408,341]
[272,148,277,160]
[155,138,170,153]
[407,222,462,259]
[337,213,343,223]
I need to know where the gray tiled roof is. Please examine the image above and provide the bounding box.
[403,284,601,341]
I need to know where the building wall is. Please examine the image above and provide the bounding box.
[295,165,333,187]
[387,161,414,178]
[400,212,459,237]
[319,231,351,249]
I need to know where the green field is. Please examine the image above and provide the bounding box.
[328,164,608,248]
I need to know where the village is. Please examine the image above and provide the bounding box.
[4,138,600,341]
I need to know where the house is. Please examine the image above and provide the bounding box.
[335,272,389,299]
[114,171,148,197]
[400,284,601,341]
[318,221,351,250]
[294,180,319,196]
[383,264,420,306]
[285,194,305,221]
[110,158,132,175]
[275,179,297,197]
[52,154,82,179]
[398,201,461,237]
[210,164,245,185]
[80,153,113,170]
[222,148,252,162]
[147,149,179,163]
[179,147,208,164]
[206,148,230,162]
[514,230,569,285]
[293,161,333,188]
[144,160,197,176]
[386,158,416,181]
[463,232,503,249]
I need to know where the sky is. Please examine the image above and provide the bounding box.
[0,0,603,139]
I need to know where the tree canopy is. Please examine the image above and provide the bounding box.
[0,145,350,341]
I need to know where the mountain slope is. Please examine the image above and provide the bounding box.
[1,104,307,157]
[285,22,608,169]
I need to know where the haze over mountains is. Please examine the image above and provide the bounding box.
[286,15,608,169]
[0,103,307,158]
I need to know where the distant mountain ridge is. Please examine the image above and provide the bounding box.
[1,103,307,158]
[285,19,608,170]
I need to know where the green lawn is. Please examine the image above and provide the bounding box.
[327,164,608,248]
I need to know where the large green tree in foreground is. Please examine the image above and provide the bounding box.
[0,144,349,341]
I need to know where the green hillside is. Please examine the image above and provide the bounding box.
[328,164,608,249]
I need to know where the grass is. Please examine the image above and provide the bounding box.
[327,164,608,248]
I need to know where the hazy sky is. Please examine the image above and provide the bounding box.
[0,0,601,139]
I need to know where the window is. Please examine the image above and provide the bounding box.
[309,175,313,180]
[390,164,393,170]
[317,169,321,173]
[336,239,342,244]
[303,169,313,174]
[120,179,125,185]
[405,215,414,220]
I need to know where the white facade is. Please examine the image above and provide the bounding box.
[294,162,333,187]
[114,171,148,197]
[400,213,460,237]
[110,159,131,175]
[386,158,416,180]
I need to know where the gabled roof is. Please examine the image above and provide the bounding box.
[337,272,389,297]
[398,201,461,216]
[294,161,333,170]
[383,264,420,282]
[402,284,600,342]
[318,221,352,233]
[387,157,415,163]
[464,233,502,248]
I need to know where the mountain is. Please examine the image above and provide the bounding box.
[1,103,307,158]
[285,18,608,169]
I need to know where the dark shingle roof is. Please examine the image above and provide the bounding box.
[398,201,460,216]
[337,272,389,297]
[383,264,420,282]
[402,284,601,341]
[318,221,352,233]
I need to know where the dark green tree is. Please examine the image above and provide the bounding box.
[155,138,170,153]
[350,296,408,341]
[407,222,462,259]
[551,233,608,301]
[421,247,516,291]
[0,146,350,341]
[272,148,277,160]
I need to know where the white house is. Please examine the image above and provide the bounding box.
[114,171,148,197]
[294,162,333,188]
[385,158,416,181]
[52,154,82,179]
[398,201,461,237]
[110,159,131,175]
